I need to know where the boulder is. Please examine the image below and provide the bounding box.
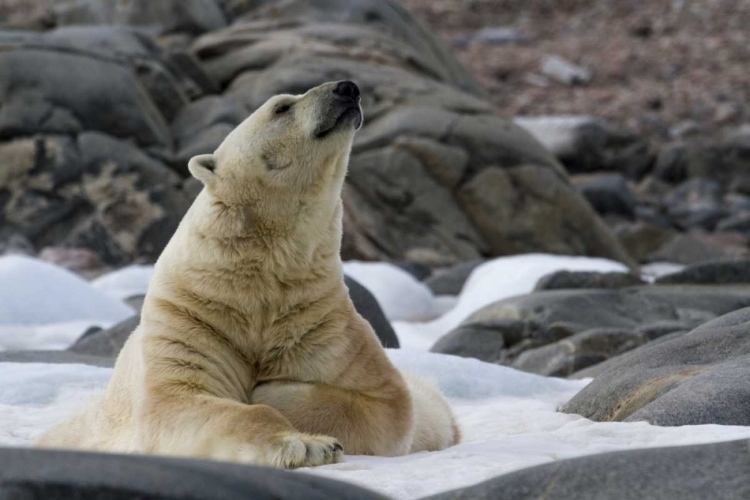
[70,276,399,357]
[424,438,750,500]
[0,448,385,500]
[562,307,750,426]
[424,260,484,295]
[663,178,726,231]
[648,231,750,265]
[433,286,750,370]
[656,260,750,285]
[572,173,638,218]
[534,270,645,291]
[0,350,114,367]
[512,327,648,377]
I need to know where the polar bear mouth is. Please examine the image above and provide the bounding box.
[314,104,363,139]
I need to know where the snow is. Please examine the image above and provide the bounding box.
[2,352,749,500]
[0,256,133,351]
[91,265,155,300]
[393,254,629,350]
[343,261,438,321]
[2,253,743,499]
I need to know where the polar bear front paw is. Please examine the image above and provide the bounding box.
[264,432,343,468]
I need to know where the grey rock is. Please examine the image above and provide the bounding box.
[0,48,170,149]
[0,350,114,367]
[663,179,726,230]
[534,270,645,291]
[424,438,750,500]
[344,275,399,348]
[573,173,638,218]
[717,211,750,233]
[436,286,750,369]
[52,0,227,35]
[0,447,385,500]
[648,231,750,265]
[656,260,750,285]
[512,328,648,377]
[562,306,750,426]
[425,260,484,296]
[430,320,519,362]
[69,316,140,358]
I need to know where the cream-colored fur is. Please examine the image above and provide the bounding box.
[37,81,459,468]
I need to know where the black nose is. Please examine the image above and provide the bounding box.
[333,80,360,100]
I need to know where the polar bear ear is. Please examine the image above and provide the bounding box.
[188,154,217,185]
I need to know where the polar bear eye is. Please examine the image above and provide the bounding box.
[274,103,292,115]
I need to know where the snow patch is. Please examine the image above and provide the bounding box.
[393,254,628,350]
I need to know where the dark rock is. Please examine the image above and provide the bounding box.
[71,276,399,356]
[534,270,645,291]
[663,179,726,230]
[0,49,170,149]
[0,448,385,500]
[717,211,750,233]
[562,306,750,426]
[0,350,114,367]
[430,320,520,362]
[617,222,678,262]
[424,438,750,500]
[52,0,228,35]
[436,286,750,368]
[656,260,750,285]
[573,173,638,218]
[425,260,484,295]
[69,316,140,358]
[344,275,399,348]
[512,327,648,377]
[395,261,432,281]
[648,231,750,265]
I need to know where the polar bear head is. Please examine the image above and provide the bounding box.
[187,81,362,236]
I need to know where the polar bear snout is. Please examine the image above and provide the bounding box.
[332,80,360,101]
[313,80,363,138]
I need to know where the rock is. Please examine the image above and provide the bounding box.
[534,270,645,291]
[424,260,484,295]
[0,350,113,367]
[38,246,104,274]
[572,173,638,217]
[717,211,750,233]
[656,260,750,285]
[540,55,591,85]
[71,276,399,357]
[344,275,399,348]
[0,133,191,265]
[430,320,519,362]
[51,0,227,35]
[190,12,633,267]
[562,306,750,426]
[68,315,140,358]
[434,286,750,368]
[0,48,170,149]
[663,179,726,230]
[394,261,432,281]
[424,438,750,500]
[0,448,385,500]
[648,231,750,265]
[512,328,648,377]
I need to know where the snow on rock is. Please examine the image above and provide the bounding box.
[393,254,629,350]
[343,262,437,321]
[91,265,155,300]
[0,256,134,350]
[2,353,750,500]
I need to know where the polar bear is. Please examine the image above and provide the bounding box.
[37,81,459,468]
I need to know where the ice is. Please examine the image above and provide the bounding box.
[0,256,133,350]
[343,261,437,321]
[393,254,629,350]
[2,353,749,500]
